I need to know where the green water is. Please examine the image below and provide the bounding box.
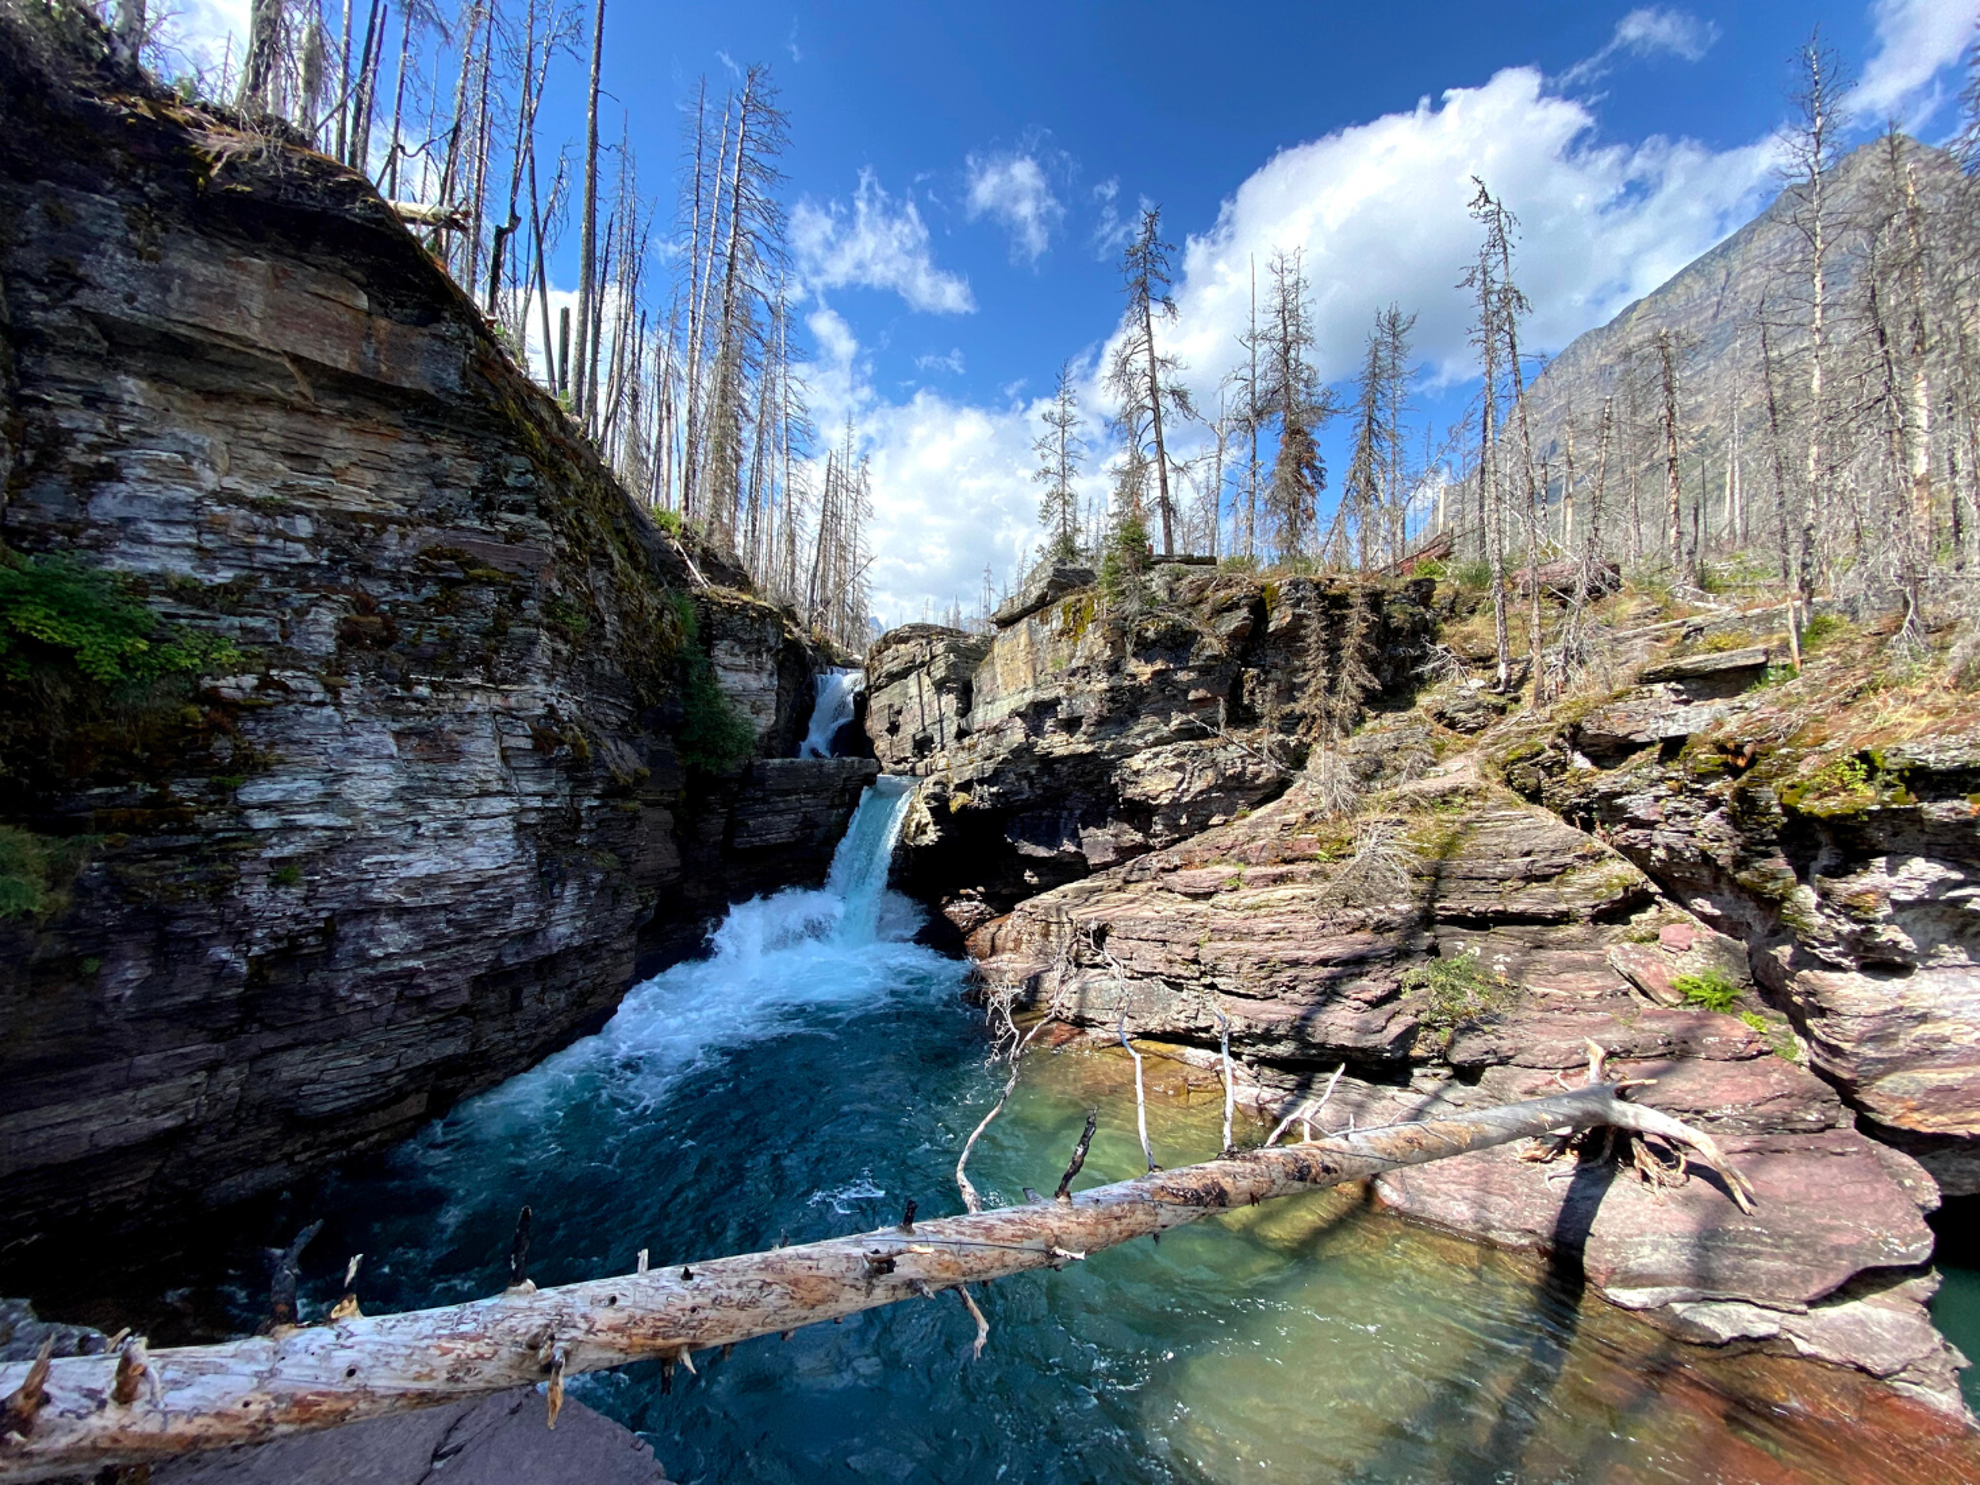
[1930,1200,1980,1417]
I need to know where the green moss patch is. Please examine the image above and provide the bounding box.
[1403,949,1516,1031]
[0,548,240,685]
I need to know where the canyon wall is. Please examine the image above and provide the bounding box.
[867,563,1436,934]
[871,571,1976,1417]
[0,12,864,1258]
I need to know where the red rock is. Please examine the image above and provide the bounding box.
[1660,923,1699,952]
[1374,1127,1934,1311]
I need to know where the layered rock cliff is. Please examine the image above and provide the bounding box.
[867,563,1435,933]
[870,567,1978,1417]
[0,12,865,1259]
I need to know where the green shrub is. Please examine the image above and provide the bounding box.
[1098,508,1151,608]
[0,826,51,919]
[1739,1009,1801,1061]
[0,549,240,685]
[668,595,757,774]
[1402,949,1516,1031]
[1675,968,1740,1013]
[678,663,757,773]
[1782,754,1881,817]
[653,508,684,538]
[0,828,94,922]
[542,594,592,642]
[1448,558,1492,591]
[271,863,303,888]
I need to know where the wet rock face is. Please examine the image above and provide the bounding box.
[1508,692,1980,1197]
[0,22,844,1253]
[866,570,1436,915]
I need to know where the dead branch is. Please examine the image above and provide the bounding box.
[1265,1062,1347,1147]
[956,1015,1055,1215]
[1054,1111,1098,1201]
[0,1075,1752,1482]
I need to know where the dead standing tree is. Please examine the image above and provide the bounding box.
[1107,206,1194,558]
[1782,32,1850,605]
[0,1051,1754,1482]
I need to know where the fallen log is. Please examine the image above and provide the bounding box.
[386,199,470,233]
[0,1059,1751,1483]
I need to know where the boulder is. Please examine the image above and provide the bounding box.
[153,1387,670,1485]
[1640,645,1772,688]
[991,561,1096,628]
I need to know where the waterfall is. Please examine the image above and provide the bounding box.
[824,774,917,943]
[799,669,864,758]
[414,776,935,1141]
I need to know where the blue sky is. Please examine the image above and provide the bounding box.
[175,1,1976,625]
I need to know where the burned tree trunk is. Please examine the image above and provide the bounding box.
[0,1069,1750,1483]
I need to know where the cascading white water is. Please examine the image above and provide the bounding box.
[798,669,864,758]
[427,775,939,1139]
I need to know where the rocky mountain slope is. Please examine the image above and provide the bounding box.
[1520,135,1963,498]
[871,568,1979,1422]
[0,11,867,1260]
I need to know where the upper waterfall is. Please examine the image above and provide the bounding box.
[799,669,864,758]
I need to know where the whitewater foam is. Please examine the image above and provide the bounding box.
[412,775,945,1148]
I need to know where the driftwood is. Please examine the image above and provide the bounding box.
[386,199,470,232]
[0,1055,1753,1483]
[1378,528,1455,576]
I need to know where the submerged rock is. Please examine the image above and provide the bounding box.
[152,1387,670,1485]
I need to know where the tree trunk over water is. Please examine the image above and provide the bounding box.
[0,1075,1751,1483]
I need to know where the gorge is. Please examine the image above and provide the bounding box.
[4,5,1980,1484]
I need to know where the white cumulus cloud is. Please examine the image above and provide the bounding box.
[1152,65,1777,399]
[965,152,1065,263]
[792,170,976,314]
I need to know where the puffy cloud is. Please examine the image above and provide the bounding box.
[1151,65,1777,399]
[143,0,249,79]
[914,347,967,375]
[1853,0,1976,126]
[1562,7,1722,86]
[792,170,975,314]
[965,152,1064,263]
[861,391,1040,624]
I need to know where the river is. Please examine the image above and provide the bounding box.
[177,780,1978,1483]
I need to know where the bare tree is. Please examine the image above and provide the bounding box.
[1107,207,1194,557]
[570,0,606,423]
[1461,183,1522,690]
[1781,31,1851,603]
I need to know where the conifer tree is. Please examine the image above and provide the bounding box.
[1260,249,1330,560]
[1034,362,1086,562]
